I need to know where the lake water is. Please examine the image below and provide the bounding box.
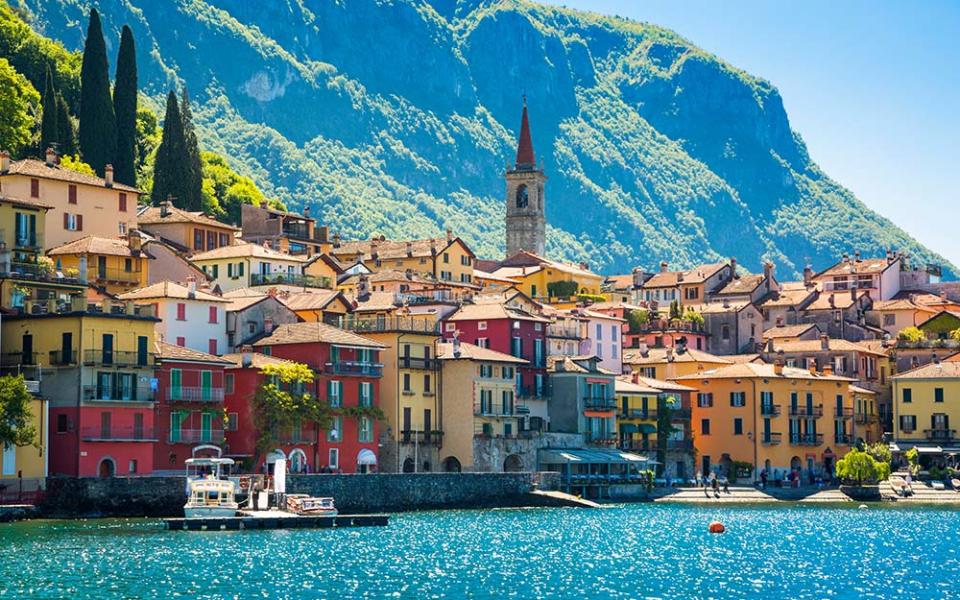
[1,504,958,599]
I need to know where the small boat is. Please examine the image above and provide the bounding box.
[286,494,338,516]
[184,478,239,518]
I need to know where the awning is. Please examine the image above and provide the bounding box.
[916,446,944,454]
[620,424,638,434]
[357,449,378,465]
[637,423,657,434]
[538,448,652,465]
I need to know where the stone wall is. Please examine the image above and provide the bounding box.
[38,472,561,518]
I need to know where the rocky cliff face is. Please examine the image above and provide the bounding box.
[16,0,953,277]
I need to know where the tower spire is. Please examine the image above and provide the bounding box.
[515,96,535,169]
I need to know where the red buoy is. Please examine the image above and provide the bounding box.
[709,521,725,534]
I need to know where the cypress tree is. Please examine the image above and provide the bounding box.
[152,91,188,206]
[40,65,59,155]
[55,93,77,156]
[112,25,138,186]
[78,8,116,176]
[180,88,203,211]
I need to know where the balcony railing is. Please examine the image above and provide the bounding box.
[0,228,44,250]
[400,357,437,370]
[169,429,224,444]
[517,385,551,400]
[627,320,704,335]
[250,273,331,289]
[82,426,156,442]
[620,440,653,452]
[474,406,518,417]
[583,397,617,410]
[399,430,444,446]
[833,407,854,418]
[761,432,783,445]
[93,268,142,284]
[167,387,225,403]
[666,439,693,451]
[546,324,582,339]
[835,434,854,445]
[340,315,441,335]
[0,352,37,366]
[855,413,879,425]
[82,385,154,402]
[278,429,318,444]
[924,428,956,442]
[324,361,383,377]
[621,408,657,420]
[83,350,156,367]
[790,433,824,446]
[760,403,781,417]
[789,405,824,417]
[584,432,618,445]
[48,349,78,366]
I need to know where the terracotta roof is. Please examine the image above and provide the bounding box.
[725,353,765,364]
[0,192,52,211]
[223,295,270,312]
[474,269,519,284]
[642,263,727,289]
[253,322,385,349]
[614,378,661,394]
[816,257,897,277]
[871,299,934,312]
[137,203,239,231]
[3,158,142,193]
[849,384,877,395]
[446,302,550,323]
[693,301,753,314]
[622,347,732,366]
[547,355,618,375]
[118,281,227,303]
[491,251,601,280]
[675,362,855,382]
[624,375,696,393]
[714,274,765,296]
[891,361,960,380]
[604,274,635,290]
[280,290,346,312]
[156,341,232,364]
[804,290,869,311]
[221,352,296,370]
[918,310,960,328]
[191,241,307,262]
[769,338,888,357]
[436,341,527,364]
[568,308,626,322]
[762,323,819,340]
[351,291,401,313]
[757,284,817,308]
[47,235,142,257]
[330,236,471,262]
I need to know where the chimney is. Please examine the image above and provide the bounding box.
[638,342,649,357]
[104,164,114,187]
[160,200,172,218]
[933,353,940,366]
[774,358,784,376]
[303,206,310,218]
[78,254,88,284]
[842,252,850,263]
[333,232,341,248]
[263,317,274,334]
[803,264,814,287]
[822,363,833,376]
[722,297,730,309]
[71,294,86,313]
[659,261,668,273]
[666,347,674,363]
[446,228,453,242]
[730,257,737,276]
[125,300,135,315]
[677,270,684,283]
[45,147,57,166]
[940,290,948,301]
[854,250,862,263]
[186,276,197,298]
[807,358,817,374]
[820,334,829,351]
[828,294,835,308]
[128,229,143,254]
[452,332,461,358]
[406,241,413,257]
[775,315,783,327]
[242,352,253,368]
[766,338,774,353]
[430,239,438,256]
[632,267,644,288]
[358,272,370,298]
[0,150,9,173]
[763,260,774,280]
[579,262,589,272]
[405,268,414,280]
[910,355,919,368]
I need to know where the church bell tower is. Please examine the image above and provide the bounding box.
[505,98,546,257]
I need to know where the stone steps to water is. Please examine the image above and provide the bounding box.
[528,489,602,508]
[654,486,779,503]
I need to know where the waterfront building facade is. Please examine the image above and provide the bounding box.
[891,360,960,452]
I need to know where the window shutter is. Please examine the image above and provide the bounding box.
[63,213,69,229]
[77,215,83,231]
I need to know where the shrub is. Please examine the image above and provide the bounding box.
[898,327,924,343]
[950,328,960,342]
[836,449,889,485]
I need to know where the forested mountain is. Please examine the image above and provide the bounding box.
[11,0,953,277]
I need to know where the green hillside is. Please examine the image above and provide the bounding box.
[10,0,953,278]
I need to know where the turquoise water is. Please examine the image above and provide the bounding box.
[1,504,958,599]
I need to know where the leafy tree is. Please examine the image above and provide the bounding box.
[898,327,924,343]
[201,151,285,224]
[179,89,204,211]
[681,307,704,327]
[950,328,960,342]
[55,93,76,155]
[905,447,920,476]
[151,91,188,205]
[0,57,39,154]
[668,300,682,320]
[78,8,116,176]
[112,25,138,186]
[59,154,95,176]
[0,375,37,449]
[835,449,890,485]
[134,104,161,189]
[863,441,892,466]
[626,308,649,333]
[251,362,328,467]
[40,64,57,153]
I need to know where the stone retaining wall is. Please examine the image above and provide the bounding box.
[38,472,561,518]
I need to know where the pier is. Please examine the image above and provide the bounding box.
[164,510,389,531]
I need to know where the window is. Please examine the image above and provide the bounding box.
[225,374,235,395]
[124,258,133,272]
[721,325,730,341]
[903,388,912,403]
[176,336,185,347]
[501,390,514,415]
[734,418,743,435]
[208,306,218,324]
[219,233,230,247]
[169,369,182,401]
[208,339,218,355]
[212,264,219,278]
[445,323,456,332]
[701,419,711,435]
[56,414,68,433]
[118,192,127,212]
[30,178,39,198]
[502,366,514,380]
[226,412,238,431]
[328,448,339,468]
[64,213,81,231]
[479,364,493,378]
[129,459,138,474]
[119,222,127,235]
[403,373,412,392]
[697,393,713,408]
[194,230,204,251]
[534,323,543,331]
[511,337,522,358]
[358,416,373,443]
[596,324,603,340]
[327,416,343,442]
[170,412,184,442]
[730,392,746,407]
[423,374,431,394]
[883,314,896,326]
[207,230,217,250]
[476,337,489,349]
[176,303,186,321]
[328,380,342,407]
[900,415,916,433]
[68,184,77,204]
[359,382,373,407]
[442,253,449,264]
[478,321,488,331]
[935,388,944,403]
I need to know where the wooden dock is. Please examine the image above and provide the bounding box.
[164,511,389,531]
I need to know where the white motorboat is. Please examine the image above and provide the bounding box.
[184,478,239,518]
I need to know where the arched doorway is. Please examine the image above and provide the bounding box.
[98,457,115,478]
[719,454,733,477]
[442,456,461,473]
[289,449,308,473]
[265,449,285,475]
[503,454,523,472]
[357,449,377,474]
[421,461,431,472]
[402,457,415,473]
[790,456,802,472]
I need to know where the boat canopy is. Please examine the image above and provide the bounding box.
[357,449,378,465]
[538,448,654,465]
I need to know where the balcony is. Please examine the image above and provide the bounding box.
[789,405,824,418]
[473,406,518,417]
[0,228,44,251]
[83,350,156,368]
[790,433,824,446]
[399,430,444,446]
[760,403,781,417]
[93,268,142,285]
[546,324,582,339]
[82,385,154,403]
[250,272,331,289]
[169,429,224,444]
[517,385,551,401]
[666,439,694,451]
[82,426,157,442]
[833,407,854,419]
[924,428,956,442]
[621,439,653,452]
[761,432,783,445]
[48,349,78,366]
[621,408,657,420]
[669,408,691,420]
[278,429,318,444]
[0,352,37,366]
[584,432,618,446]
[341,315,441,335]
[583,397,617,410]
[167,387,225,403]
[324,361,383,377]
[855,413,879,425]
[400,357,437,370]
[835,434,854,445]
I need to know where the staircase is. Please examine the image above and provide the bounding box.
[886,481,960,503]
[653,486,778,503]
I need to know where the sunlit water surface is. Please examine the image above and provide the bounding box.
[1,503,958,599]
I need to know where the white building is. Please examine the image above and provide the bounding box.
[118,280,229,355]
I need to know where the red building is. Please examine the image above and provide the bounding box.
[250,322,386,473]
[153,342,231,474]
[443,303,550,402]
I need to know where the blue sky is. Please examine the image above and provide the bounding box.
[541,0,960,266]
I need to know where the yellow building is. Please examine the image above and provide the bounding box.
[47,233,150,296]
[0,395,48,480]
[615,378,661,452]
[137,200,239,255]
[891,360,960,449]
[328,233,476,284]
[868,298,939,337]
[303,254,341,286]
[676,362,856,481]
[0,152,141,249]
[436,340,527,472]
[190,242,313,292]
[486,250,604,304]
[851,385,882,444]
[278,289,353,323]
[622,347,733,381]
[0,191,86,310]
